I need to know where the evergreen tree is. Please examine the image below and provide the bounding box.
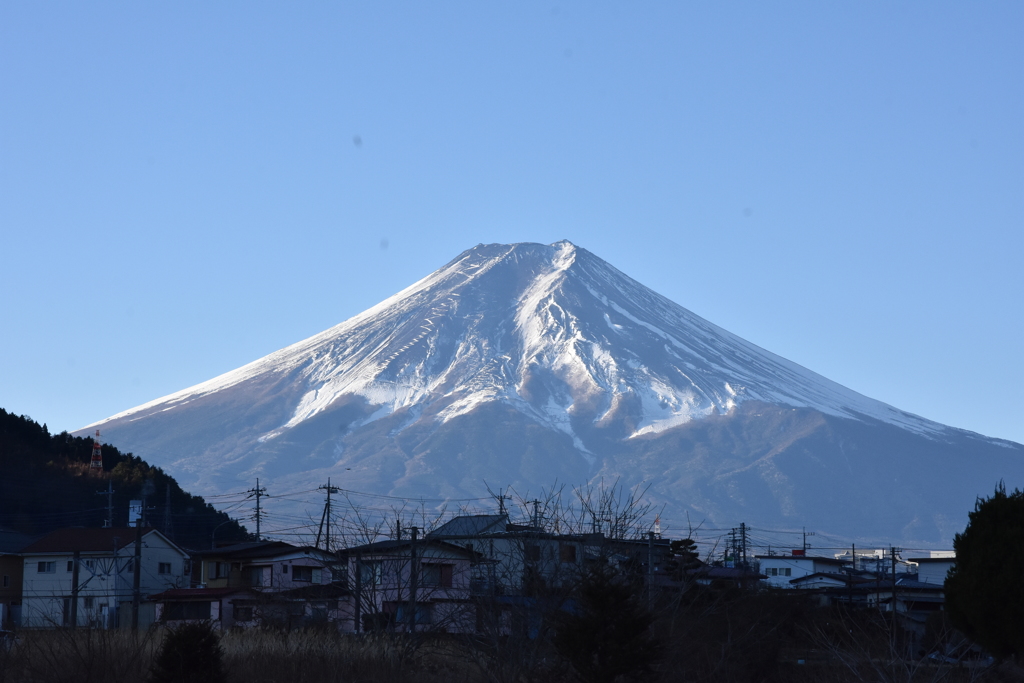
[150,621,226,683]
[553,565,662,683]
[945,482,1024,661]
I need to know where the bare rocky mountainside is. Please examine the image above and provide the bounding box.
[79,241,1023,544]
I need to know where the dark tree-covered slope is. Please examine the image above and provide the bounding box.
[0,407,248,551]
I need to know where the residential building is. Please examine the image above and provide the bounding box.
[757,552,850,588]
[908,555,955,585]
[0,528,33,628]
[427,514,591,596]
[153,540,346,630]
[191,541,338,591]
[341,538,478,633]
[20,527,188,628]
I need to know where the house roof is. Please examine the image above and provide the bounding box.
[20,527,177,555]
[756,555,847,564]
[0,529,35,554]
[195,541,328,560]
[788,572,872,586]
[689,566,765,580]
[277,582,351,600]
[150,587,257,601]
[907,557,956,563]
[341,538,480,558]
[428,514,509,538]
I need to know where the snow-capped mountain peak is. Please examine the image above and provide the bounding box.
[93,240,946,447]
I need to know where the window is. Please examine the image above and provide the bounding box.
[164,601,212,621]
[208,561,229,579]
[84,597,95,609]
[395,602,432,626]
[421,563,453,588]
[311,601,329,622]
[233,605,254,622]
[282,564,289,574]
[67,560,74,572]
[83,559,96,571]
[783,568,792,577]
[292,566,313,582]
[124,559,134,573]
[559,543,577,563]
[38,561,56,574]
[158,562,173,575]
[247,566,269,587]
[359,561,382,586]
[524,544,541,562]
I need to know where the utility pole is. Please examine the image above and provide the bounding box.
[802,527,815,552]
[529,500,541,529]
[496,488,510,517]
[316,479,341,553]
[408,526,419,634]
[162,482,174,540]
[248,479,267,541]
[96,481,115,528]
[740,522,747,569]
[131,491,147,631]
[890,545,901,652]
[354,550,362,634]
[647,531,655,608]
[70,550,81,628]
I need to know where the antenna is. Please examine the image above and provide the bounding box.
[90,430,103,470]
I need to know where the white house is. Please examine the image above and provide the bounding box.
[427,514,587,596]
[908,555,956,585]
[19,527,188,628]
[756,552,849,588]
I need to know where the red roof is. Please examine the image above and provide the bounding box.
[20,527,162,554]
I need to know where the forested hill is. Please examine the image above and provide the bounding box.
[0,408,248,551]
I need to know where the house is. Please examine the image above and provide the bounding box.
[340,538,478,633]
[908,555,955,585]
[19,527,188,628]
[151,587,260,629]
[192,541,338,591]
[151,540,346,630]
[427,514,591,596]
[688,565,766,588]
[757,552,850,588]
[0,528,33,628]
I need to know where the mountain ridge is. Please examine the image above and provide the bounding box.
[79,240,1023,545]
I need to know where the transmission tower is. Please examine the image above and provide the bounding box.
[90,430,103,470]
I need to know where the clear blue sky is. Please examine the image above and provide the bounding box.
[2,3,1021,446]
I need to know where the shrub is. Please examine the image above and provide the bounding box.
[151,621,226,683]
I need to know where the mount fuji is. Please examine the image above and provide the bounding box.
[80,241,1022,545]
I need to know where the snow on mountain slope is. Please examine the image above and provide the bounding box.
[80,240,1024,545]
[90,240,951,447]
